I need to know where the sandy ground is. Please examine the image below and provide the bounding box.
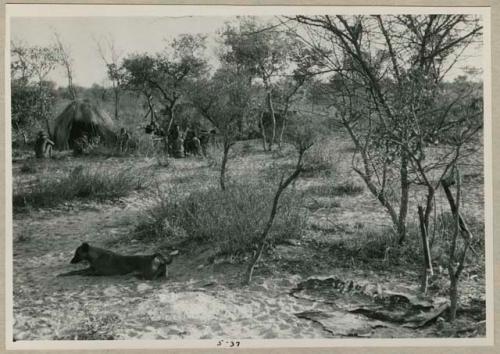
[11,138,486,340]
[14,195,379,340]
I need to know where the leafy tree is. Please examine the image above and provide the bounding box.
[10,41,60,140]
[121,34,208,150]
[189,65,252,190]
[221,18,295,150]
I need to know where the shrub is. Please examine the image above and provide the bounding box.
[332,210,485,271]
[135,183,307,256]
[332,181,364,196]
[72,135,140,158]
[329,224,423,269]
[301,142,337,177]
[72,135,102,156]
[430,211,485,270]
[204,143,222,170]
[350,226,397,261]
[134,134,164,157]
[305,181,364,198]
[13,165,150,212]
[20,162,36,174]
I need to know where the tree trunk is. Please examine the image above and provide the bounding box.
[418,205,433,294]
[448,277,458,321]
[442,169,468,323]
[423,185,435,231]
[22,131,28,145]
[259,111,267,151]
[62,61,76,100]
[354,168,399,235]
[68,76,76,100]
[277,110,287,149]
[442,179,473,238]
[38,81,52,137]
[244,152,305,284]
[45,118,52,138]
[166,105,176,133]
[343,119,400,238]
[113,88,120,121]
[220,143,230,191]
[398,151,409,244]
[266,91,276,151]
[164,104,176,154]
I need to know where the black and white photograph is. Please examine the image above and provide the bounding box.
[5,4,492,349]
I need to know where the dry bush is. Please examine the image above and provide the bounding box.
[13,165,151,212]
[329,225,419,269]
[431,211,485,270]
[204,143,223,169]
[304,181,364,198]
[134,134,165,157]
[19,162,37,174]
[301,139,338,177]
[135,183,307,256]
[330,209,485,272]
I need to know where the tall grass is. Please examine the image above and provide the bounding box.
[328,225,421,269]
[135,183,307,256]
[13,165,151,212]
[329,211,485,271]
[301,142,337,177]
[305,181,364,197]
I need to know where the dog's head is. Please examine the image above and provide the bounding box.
[151,254,166,270]
[70,242,90,264]
[151,253,171,278]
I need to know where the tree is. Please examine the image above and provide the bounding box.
[244,113,323,284]
[94,35,124,121]
[10,41,60,139]
[53,31,77,100]
[122,34,207,151]
[441,166,474,322]
[189,66,252,190]
[293,15,483,243]
[222,18,294,150]
[272,73,307,148]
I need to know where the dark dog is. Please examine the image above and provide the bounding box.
[58,242,171,280]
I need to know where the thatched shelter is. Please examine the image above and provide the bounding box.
[53,100,117,150]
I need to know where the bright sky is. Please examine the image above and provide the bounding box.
[10,15,484,88]
[10,16,242,87]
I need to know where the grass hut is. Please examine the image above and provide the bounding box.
[53,100,117,150]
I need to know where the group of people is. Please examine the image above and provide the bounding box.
[167,124,204,158]
[144,121,211,158]
[32,121,214,159]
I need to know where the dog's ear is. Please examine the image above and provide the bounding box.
[81,242,89,251]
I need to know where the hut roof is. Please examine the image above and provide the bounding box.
[53,100,116,150]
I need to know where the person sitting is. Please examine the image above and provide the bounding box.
[184,129,203,156]
[34,130,54,158]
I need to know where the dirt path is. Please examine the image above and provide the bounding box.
[13,196,345,340]
[12,199,444,341]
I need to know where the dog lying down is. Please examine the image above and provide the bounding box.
[58,242,172,280]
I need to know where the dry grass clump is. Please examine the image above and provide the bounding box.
[305,181,364,198]
[13,165,150,212]
[328,210,484,271]
[135,182,307,256]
